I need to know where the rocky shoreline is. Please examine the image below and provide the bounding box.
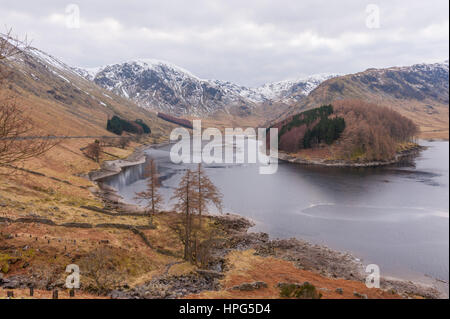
[86,142,444,299]
[0,211,444,299]
[277,145,424,167]
[105,213,444,299]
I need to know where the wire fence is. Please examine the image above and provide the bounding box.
[0,135,135,141]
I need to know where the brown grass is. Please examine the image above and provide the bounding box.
[189,250,402,299]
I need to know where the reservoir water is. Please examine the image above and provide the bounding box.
[102,140,449,289]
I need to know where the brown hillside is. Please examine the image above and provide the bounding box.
[1,47,176,138]
[279,64,449,139]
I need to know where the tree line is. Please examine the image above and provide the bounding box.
[334,100,418,161]
[333,100,418,161]
[278,104,335,138]
[302,116,345,148]
[106,116,151,135]
[157,112,193,129]
[277,104,346,151]
[275,100,418,161]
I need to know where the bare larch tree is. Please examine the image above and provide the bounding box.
[195,163,222,228]
[0,29,56,170]
[171,165,223,264]
[135,157,163,225]
[171,169,197,262]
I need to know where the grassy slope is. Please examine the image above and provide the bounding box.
[189,250,401,299]
[4,49,176,137]
[1,49,186,294]
[0,47,177,225]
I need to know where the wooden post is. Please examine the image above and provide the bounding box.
[52,289,58,299]
[69,289,75,297]
[29,287,34,296]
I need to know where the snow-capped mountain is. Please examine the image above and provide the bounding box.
[83,60,249,116]
[75,58,448,118]
[245,74,339,103]
[77,60,336,116]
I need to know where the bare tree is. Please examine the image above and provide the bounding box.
[171,169,197,262]
[84,140,101,162]
[0,29,56,170]
[135,157,162,225]
[80,247,126,294]
[99,138,114,147]
[171,165,223,264]
[117,136,130,149]
[190,164,223,261]
[195,163,222,229]
[30,263,62,290]
[0,96,57,168]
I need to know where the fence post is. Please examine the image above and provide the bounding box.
[52,289,58,299]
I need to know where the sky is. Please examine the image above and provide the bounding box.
[0,0,448,87]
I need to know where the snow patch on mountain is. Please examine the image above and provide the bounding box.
[85,60,251,116]
[244,73,340,103]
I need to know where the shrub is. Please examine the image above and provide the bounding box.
[279,282,322,299]
[79,247,126,294]
[0,252,13,273]
[84,140,101,162]
[116,137,130,149]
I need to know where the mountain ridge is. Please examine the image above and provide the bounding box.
[73,59,339,117]
[74,57,448,127]
[276,60,449,139]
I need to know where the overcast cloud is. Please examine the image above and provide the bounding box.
[0,0,448,86]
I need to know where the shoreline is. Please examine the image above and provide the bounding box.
[88,141,172,182]
[277,144,425,168]
[87,142,446,299]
